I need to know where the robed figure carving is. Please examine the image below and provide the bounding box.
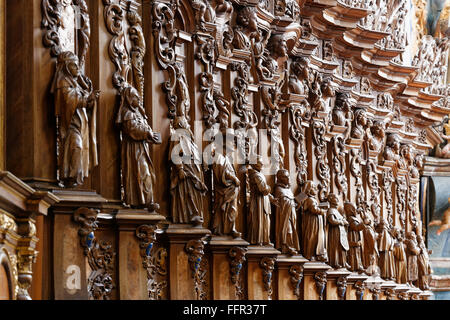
[345,202,365,273]
[417,235,432,290]
[116,86,161,211]
[211,139,241,238]
[51,51,99,187]
[376,220,395,280]
[274,169,300,256]
[301,181,327,261]
[248,156,275,245]
[170,116,207,226]
[392,227,407,284]
[406,231,420,286]
[327,194,350,269]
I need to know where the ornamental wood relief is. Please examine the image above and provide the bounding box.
[28,0,450,300]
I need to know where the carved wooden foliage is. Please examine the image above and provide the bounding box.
[185,239,208,300]
[135,225,167,300]
[229,246,247,300]
[260,257,276,300]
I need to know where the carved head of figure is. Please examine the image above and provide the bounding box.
[335,92,355,112]
[414,154,424,169]
[327,193,339,208]
[385,133,401,158]
[400,144,413,166]
[276,169,290,187]
[344,202,357,218]
[124,86,141,110]
[290,56,310,81]
[320,77,335,98]
[304,180,318,197]
[354,108,367,127]
[406,231,417,242]
[236,6,258,32]
[251,155,264,172]
[58,51,81,79]
[267,34,288,60]
[74,207,99,233]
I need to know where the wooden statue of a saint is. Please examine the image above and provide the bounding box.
[248,156,276,245]
[116,86,162,212]
[169,116,208,226]
[274,169,300,255]
[51,51,99,187]
[301,180,327,261]
[211,137,241,238]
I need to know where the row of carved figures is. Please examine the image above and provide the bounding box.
[39,0,441,299]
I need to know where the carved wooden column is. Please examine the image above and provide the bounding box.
[379,280,397,300]
[0,172,59,300]
[115,209,166,300]
[165,224,211,300]
[302,261,331,300]
[326,269,351,300]
[345,273,368,300]
[276,255,308,300]
[246,246,280,300]
[208,237,249,300]
[51,190,109,300]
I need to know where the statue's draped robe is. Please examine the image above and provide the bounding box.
[362,224,379,270]
[53,75,97,185]
[118,104,156,207]
[170,130,205,223]
[348,215,364,271]
[378,227,395,279]
[327,208,349,268]
[406,238,420,283]
[393,240,407,283]
[248,168,271,245]
[302,197,326,260]
[418,242,431,289]
[212,154,239,235]
[274,184,300,252]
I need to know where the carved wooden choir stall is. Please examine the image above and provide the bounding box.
[0,0,448,300]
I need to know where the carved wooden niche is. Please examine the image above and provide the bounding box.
[103,0,162,211]
[42,0,99,188]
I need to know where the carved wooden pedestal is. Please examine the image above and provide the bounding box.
[208,236,249,300]
[165,224,211,300]
[346,272,368,300]
[276,255,308,300]
[326,269,352,300]
[246,246,280,300]
[419,290,433,300]
[116,209,166,300]
[394,283,411,300]
[51,189,107,300]
[302,261,331,300]
[380,280,397,300]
